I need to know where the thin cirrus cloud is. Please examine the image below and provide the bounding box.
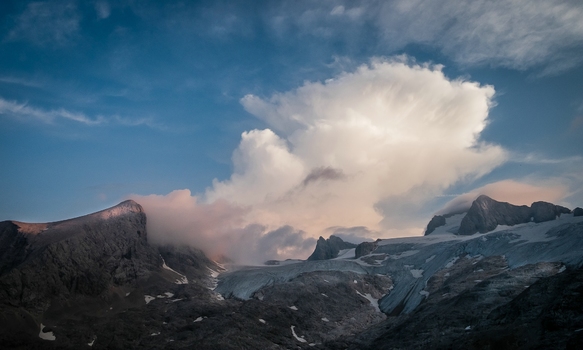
[0,96,161,128]
[6,1,80,46]
[265,0,583,72]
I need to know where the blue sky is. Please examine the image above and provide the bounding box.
[1,1,583,256]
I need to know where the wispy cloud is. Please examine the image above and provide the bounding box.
[0,76,43,88]
[511,152,583,165]
[0,97,162,129]
[6,1,80,46]
[262,0,583,73]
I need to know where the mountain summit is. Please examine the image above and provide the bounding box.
[425,195,572,235]
[1,197,583,349]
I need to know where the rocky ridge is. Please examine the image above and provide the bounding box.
[425,195,572,235]
[1,196,583,349]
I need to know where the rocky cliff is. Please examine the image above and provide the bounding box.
[307,235,357,260]
[424,195,572,236]
[0,200,162,311]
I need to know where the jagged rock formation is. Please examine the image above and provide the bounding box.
[424,215,446,235]
[307,235,357,260]
[443,195,572,235]
[355,241,378,258]
[0,200,161,311]
[458,195,533,235]
[531,201,571,223]
[1,197,582,349]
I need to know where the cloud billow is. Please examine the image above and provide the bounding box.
[207,57,507,237]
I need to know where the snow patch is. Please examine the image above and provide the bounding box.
[334,248,356,259]
[559,265,566,273]
[151,332,160,336]
[410,269,424,278]
[425,255,436,263]
[356,290,381,312]
[88,336,96,346]
[144,295,155,304]
[193,317,203,323]
[445,256,459,268]
[322,317,329,322]
[39,324,55,341]
[161,257,189,284]
[465,326,471,331]
[321,293,328,297]
[389,250,419,259]
[289,305,298,311]
[259,319,266,324]
[419,290,429,298]
[291,326,307,343]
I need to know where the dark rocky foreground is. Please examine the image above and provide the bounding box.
[1,198,583,349]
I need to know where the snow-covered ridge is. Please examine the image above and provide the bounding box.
[217,214,583,316]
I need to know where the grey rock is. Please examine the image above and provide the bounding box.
[424,215,447,235]
[307,235,357,260]
[573,207,583,217]
[0,200,162,311]
[458,195,532,235]
[355,241,378,258]
[531,201,570,223]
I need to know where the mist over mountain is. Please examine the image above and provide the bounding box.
[1,195,582,349]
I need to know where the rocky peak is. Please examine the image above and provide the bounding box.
[458,195,532,235]
[307,235,357,260]
[424,215,447,235]
[94,199,144,220]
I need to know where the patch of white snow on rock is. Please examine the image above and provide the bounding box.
[289,305,298,311]
[39,324,55,341]
[410,269,424,278]
[291,325,307,343]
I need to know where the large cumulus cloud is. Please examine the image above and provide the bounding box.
[206,57,507,237]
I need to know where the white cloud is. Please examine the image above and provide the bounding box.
[7,1,80,46]
[375,0,583,71]
[206,57,506,238]
[130,190,315,264]
[264,0,583,72]
[0,96,162,128]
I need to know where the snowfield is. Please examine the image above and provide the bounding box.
[216,215,583,315]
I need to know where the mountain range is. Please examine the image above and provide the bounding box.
[1,196,582,349]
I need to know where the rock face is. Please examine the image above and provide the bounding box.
[424,215,446,235]
[307,235,357,260]
[355,241,378,258]
[0,200,162,311]
[1,197,582,349]
[531,201,571,223]
[574,207,583,217]
[458,195,532,235]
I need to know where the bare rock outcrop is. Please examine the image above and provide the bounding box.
[307,235,357,260]
[0,200,162,311]
[424,215,447,235]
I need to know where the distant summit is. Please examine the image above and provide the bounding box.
[425,195,572,235]
[307,235,357,260]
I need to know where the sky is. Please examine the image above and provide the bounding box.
[1,0,583,263]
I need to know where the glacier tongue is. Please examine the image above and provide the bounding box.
[216,215,583,315]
